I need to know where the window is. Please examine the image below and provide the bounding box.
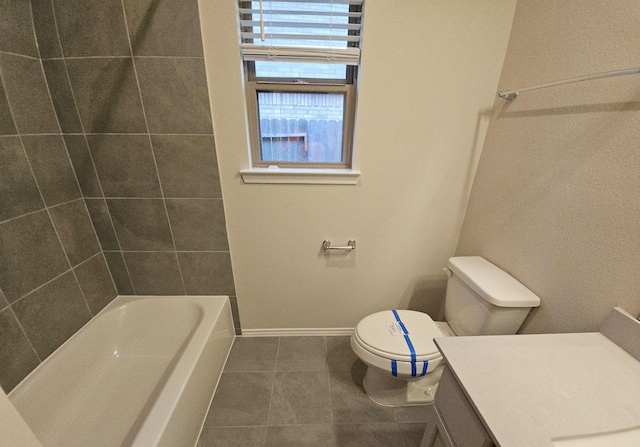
[238,0,363,169]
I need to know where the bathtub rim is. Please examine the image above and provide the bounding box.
[129,295,234,446]
[9,295,231,398]
[9,295,235,447]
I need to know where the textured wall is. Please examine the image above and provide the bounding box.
[200,0,517,330]
[0,1,116,392]
[456,1,640,333]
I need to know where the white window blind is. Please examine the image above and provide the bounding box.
[238,0,363,66]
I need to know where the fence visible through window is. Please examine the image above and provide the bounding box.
[257,91,345,163]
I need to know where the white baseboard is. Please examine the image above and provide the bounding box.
[240,328,354,337]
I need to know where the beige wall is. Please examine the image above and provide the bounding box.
[457,1,640,333]
[199,0,516,329]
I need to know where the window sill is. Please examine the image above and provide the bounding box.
[240,168,361,185]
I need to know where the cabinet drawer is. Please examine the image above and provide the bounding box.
[435,366,494,447]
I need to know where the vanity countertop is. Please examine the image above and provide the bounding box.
[434,328,640,447]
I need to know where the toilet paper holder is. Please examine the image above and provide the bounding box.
[322,240,356,252]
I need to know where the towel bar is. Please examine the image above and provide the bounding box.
[322,240,356,252]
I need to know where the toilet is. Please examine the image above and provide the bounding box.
[350,256,541,406]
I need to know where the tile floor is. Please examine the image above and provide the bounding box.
[196,336,436,447]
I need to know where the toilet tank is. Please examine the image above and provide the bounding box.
[444,256,541,336]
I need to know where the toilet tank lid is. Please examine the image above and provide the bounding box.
[447,256,541,308]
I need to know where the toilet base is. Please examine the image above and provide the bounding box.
[362,364,444,407]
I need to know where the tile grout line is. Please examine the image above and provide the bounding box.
[41,55,205,61]
[264,336,282,430]
[3,133,217,137]
[119,0,188,295]
[7,252,100,311]
[200,337,432,446]
[8,305,42,364]
[324,336,336,426]
[0,50,40,61]
[89,197,224,200]
[28,4,98,318]
[47,0,136,295]
[0,195,82,226]
[0,29,95,353]
[102,249,232,253]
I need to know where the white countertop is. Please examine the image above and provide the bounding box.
[435,332,640,447]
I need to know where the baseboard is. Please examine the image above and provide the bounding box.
[240,327,354,337]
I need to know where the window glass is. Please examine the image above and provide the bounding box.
[257,91,345,163]
[254,61,347,80]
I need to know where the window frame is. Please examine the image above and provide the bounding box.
[239,1,361,170]
[245,67,357,169]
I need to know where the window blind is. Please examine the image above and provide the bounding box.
[238,0,363,65]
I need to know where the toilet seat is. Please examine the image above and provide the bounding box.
[352,310,445,379]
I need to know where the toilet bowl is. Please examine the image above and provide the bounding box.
[350,310,453,406]
[350,256,541,406]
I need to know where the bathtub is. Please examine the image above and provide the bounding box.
[9,295,235,447]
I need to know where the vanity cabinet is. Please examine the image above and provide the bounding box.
[425,366,493,447]
[420,308,640,447]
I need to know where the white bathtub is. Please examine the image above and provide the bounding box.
[9,295,235,447]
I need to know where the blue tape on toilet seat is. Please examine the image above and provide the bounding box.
[391,360,397,377]
[391,310,417,377]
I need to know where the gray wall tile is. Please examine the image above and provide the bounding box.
[0,288,7,309]
[86,199,120,250]
[123,0,204,57]
[31,0,63,59]
[12,272,91,359]
[87,134,161,197]
[65,58,147,133]
[166,199,228,251]
[52,0,130,57]
[178,252,235,295]
[74,254,117,314]
[0,79,18,135]
[21,134,81,207]
[0,136,44,221]
[0,308,40,392]
[135,58,213,134]
[104,252,134,294]
[0,0,237,392]
[64,135,102,197]
[107,199,174,251]
[42,59,83,133]
[124,251,185,295]
[0,0,39,57]
[49,199,101,266]
[0,211,69,303]
[230,296,241,334]
[0,53,60,134]
[152,135,221,198]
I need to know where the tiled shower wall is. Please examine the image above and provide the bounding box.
[0,0,238,392]
[0,0,117,392]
